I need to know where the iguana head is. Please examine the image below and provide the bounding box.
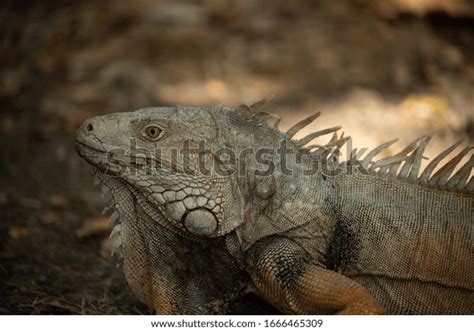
[75,106,250,239]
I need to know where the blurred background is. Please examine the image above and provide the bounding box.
[0,0,473,314]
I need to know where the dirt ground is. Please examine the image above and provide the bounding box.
[0,0,473,314]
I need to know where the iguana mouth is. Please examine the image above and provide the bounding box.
[76,141,128,176]
[75,141,105,163]
[75,140,108,165]
[75,140,107,153]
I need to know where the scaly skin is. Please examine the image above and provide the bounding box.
[76,103,473,314]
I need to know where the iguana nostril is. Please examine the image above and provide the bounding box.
[86,123,94,132]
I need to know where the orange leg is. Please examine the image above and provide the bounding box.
[245,237,382,314]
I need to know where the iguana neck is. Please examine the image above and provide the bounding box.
[102,175,250,313]
[234,153,337,253]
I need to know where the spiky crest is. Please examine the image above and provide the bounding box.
[231,104,473,192]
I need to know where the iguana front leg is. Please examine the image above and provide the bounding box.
[245,236,382,314]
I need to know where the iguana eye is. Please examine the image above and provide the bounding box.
[142,125,163,141]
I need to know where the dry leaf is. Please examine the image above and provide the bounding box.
[76,216,109,238]
[47,194,70,209]
[9,226,29,239]
[39,212,60,225]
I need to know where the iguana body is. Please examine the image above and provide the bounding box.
[75,103,473,314]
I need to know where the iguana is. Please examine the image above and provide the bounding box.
[75,102,473,314]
